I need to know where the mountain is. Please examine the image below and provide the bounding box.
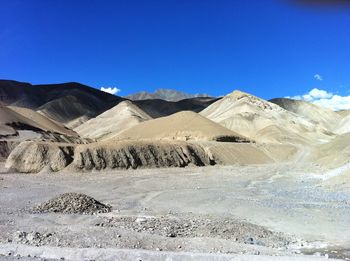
[336,110,350,118]
[310,132,350,169]
[126,88,211,102]
[75,100,152,140]
[0,80,124,127]
[1,105,74,137]
[270,98,341,131]
[7,106,77,137]
[113,110,248,142]
[0,80,219,126]
[134,97,219,118]
[200,90,333,145]
[0,102,82,162]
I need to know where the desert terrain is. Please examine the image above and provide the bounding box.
[0,80,350,260]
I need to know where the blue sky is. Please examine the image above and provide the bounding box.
[0,0,349,101]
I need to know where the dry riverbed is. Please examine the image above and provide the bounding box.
[0,163,349,260]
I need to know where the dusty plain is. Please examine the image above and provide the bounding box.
[0,162,349,260]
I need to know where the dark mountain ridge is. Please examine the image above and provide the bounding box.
[126,88,211,102]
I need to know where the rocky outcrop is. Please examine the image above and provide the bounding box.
[5,140,276,173]
[5,141,74,173]
[71,141,212,171]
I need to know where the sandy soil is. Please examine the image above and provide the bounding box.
[0,163,349,260]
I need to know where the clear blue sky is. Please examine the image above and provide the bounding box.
[1,0,349,99]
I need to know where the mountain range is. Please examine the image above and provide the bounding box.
[1,79,350,183]
[126,88,211,101]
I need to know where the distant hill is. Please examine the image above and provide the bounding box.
[0,80,218,127]
[0,80,124,127]
[201,90,333,145]
[75,100,152,140]
[126,88,211,102]
[134,97,219,118]
[270,98,341,131]
[113,110,248,142]
[0,105,81,146]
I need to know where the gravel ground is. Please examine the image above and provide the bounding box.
[0,163,349,260]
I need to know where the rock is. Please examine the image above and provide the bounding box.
[5,141,74,173]
[135,217,147,223]
[26,232,41,242]
[13,231,27,241]
[244,236,256,245]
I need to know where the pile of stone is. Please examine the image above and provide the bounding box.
[33,193,111,214]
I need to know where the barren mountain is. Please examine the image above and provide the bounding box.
[310,132,350,169]
[126,88,210,101]
[113,110,248,142]
[270,98,341,131]
[336,109,350,118]
[200,90,333,145]
[134,97,219,118]
[0,105,43,138]
[0,105,79,138]
[0,105,79,161]
[270,97,350,136]
[334,114,350,134]
[75,100,152,140]
[8,106,77,137]
[0,80,124,127]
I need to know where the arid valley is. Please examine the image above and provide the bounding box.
[0,80,350,260]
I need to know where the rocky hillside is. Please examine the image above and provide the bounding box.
[0,80,124,127]
[126,88,211,102]
[201,90,333,145]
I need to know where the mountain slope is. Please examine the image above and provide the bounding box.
[126,88,210,102]
[0,80,124,127]
[134,97,219,118]
[8,106,77,137]
[75,100,152,140]
[0,105,80,142]
[310,132,350,169]
[270,98,341,131]
[200,90,332,145]
[0,106,42,138]
[335,114,350,134]
[113,110,248,142]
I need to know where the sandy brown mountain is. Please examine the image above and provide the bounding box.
[270,98,341,132]
[200,90,333,145]
[113,110,248,142]
[0,105,80,162]
[75,100,152,140]
[0,105,77,138]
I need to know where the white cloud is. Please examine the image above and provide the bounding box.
[308,88,333,99]
[314,74,323,81]
[286,88,350,111]
[100,87,120,95]
[313,95,350,111]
